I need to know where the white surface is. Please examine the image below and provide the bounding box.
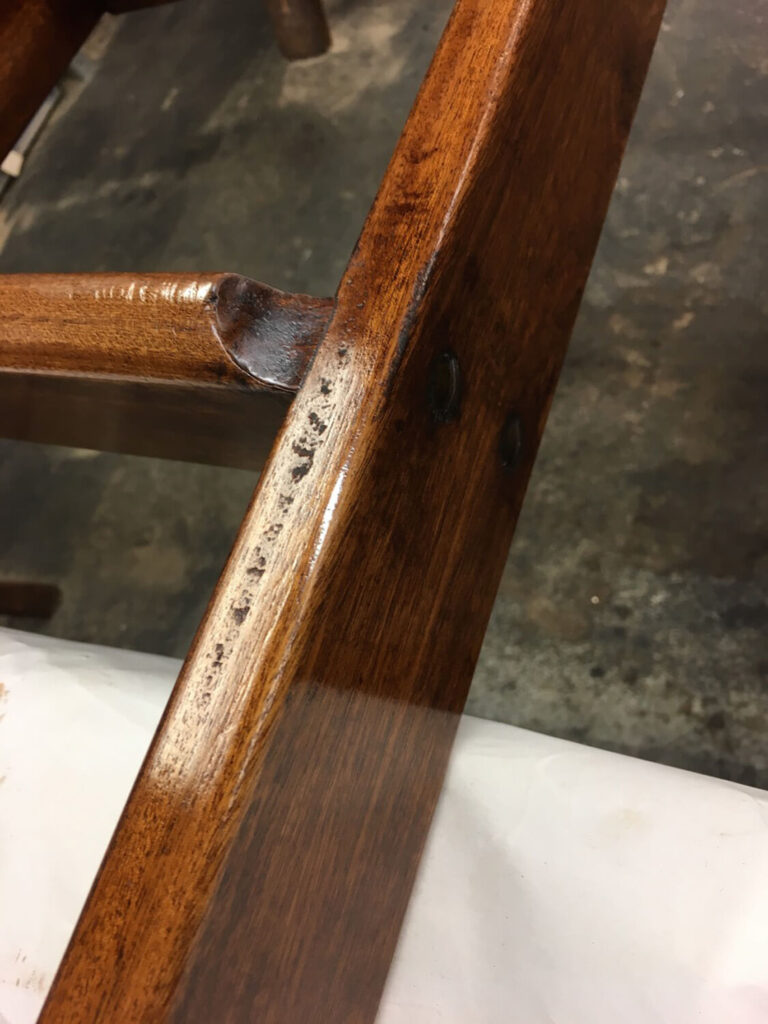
[1,626,767,1023]
[0,628,177,1024]
[381,720,768,1024]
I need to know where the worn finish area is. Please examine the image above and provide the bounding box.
[0,0,766,793]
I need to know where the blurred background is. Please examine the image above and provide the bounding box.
[0,0,765,784]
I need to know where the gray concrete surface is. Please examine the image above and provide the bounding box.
[0,0,765,784]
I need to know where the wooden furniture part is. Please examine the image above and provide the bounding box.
[0,375,287,468]
[0,581,60,617]
[108,0,332,59]
[22,0,665,1020]
[0,273,331,393]
[1,0,330,162]
[0,0,664,1018]
[0,0,100,159]
[0,272,332,466]
[263,0,331,60]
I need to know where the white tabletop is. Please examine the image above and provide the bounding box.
[1,626,766,1024]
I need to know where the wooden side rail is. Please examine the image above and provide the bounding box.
[38,0,664,1020]
[0,274,331,465]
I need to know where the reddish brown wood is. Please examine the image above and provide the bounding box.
[39,0,664,1020]
[0,273,330,393]
[0,581,60,618]
[0,273,331,464]
[0,1,101,159]
[263,0,330,60]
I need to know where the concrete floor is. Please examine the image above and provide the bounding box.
[0,0,765,785]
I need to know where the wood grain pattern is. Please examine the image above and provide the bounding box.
[0,273,331,393]
[263,0,330,60]
[0,274,331,464]
[40,0,664,1020]
[0,0,100,159]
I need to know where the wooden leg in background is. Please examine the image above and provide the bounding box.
[263,0,330,60]
[0,0,100,159]
[0,582,61,619]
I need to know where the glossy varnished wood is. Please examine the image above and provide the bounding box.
[0,273,330,393]
[0,1,100,158]
[40,0,664,1020]
[0,273,331,463]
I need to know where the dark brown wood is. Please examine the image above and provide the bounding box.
[263,0,330,60]
[0,273,331,464]
[0,1,101,159]
[0,374,287,468]
[106,0,175,11]
[0,581,60,617]
[39,0,664,1020]
[210,273,332,392]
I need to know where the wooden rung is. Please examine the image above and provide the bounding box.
[0,273,332,466]
[0,273,332,393]
[262,0,331,60]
